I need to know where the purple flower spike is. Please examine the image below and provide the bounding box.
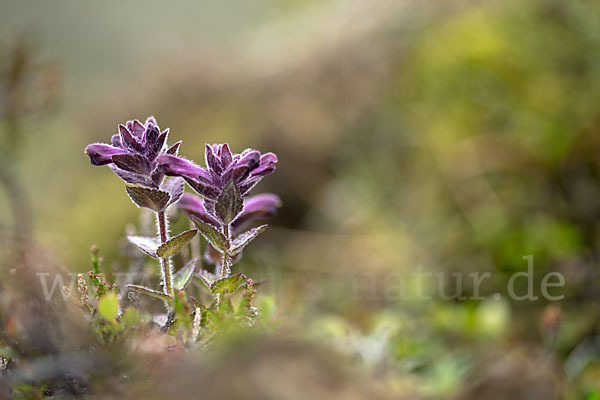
[160,144,278,224]
[84,116,174,187]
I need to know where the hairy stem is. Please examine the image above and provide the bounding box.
[157,211,173,298]
[220,223,231,279]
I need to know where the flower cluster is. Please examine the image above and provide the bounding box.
[158,144,277,224]
[85,117,180,188]
[84,116,280,321]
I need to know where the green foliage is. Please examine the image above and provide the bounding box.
[210,273,247,296]
[98,292,119,324]
[173,258,197,291]
[125,185,171,211]
[156,229,197,258]
[229,225,267,256]
[191,216,228,251]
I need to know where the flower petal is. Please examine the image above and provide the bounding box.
[157,154,207,178]
[178,193,220,226]
[85,143,128,166]
[250,152,278,177]
[232,193,281,232]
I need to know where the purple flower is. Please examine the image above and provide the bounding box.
[85,117,180,187]
[158,144,277,223]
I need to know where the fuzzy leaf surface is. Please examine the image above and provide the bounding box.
[127,236,159,258]
[191,216,228,251]
[127,284,171,301]
[229,225,267,255]
[215,181,243,224]
[161,177,185,206]
[156,229,197,258]
[173,258,198,291]
[210,273,247,295]
[126,186,170,211]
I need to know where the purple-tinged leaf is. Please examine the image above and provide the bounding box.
[126,284,171,301]
[113,153,150,175]
[161,177,185,206]
[229,225,267,256]
[145,116,157,127]
[147,129,168,161]
[184,177,220,199]
[156,229,198,258]
[215,180,243,224]
[85,143,128,166]
[126,186,171,211]
[191,216,228,251]
[119,124,143,152]
[210,273,247,295]
[128,236,159,258]
[173,258,198,291]
[128,120,145,137]
[110,166,150,186]
[238,176,260,196]
[166,141,182,155]
[219,144,233,167]
[205,144,222,174]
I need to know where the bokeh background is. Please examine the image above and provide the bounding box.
[2,0,600,398]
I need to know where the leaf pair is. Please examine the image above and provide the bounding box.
[210,273,247,296]
[127,258,198,300]
[191,215,267,255]
[128,229,197,258]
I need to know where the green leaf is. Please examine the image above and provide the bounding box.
[126,284,171,302]
[156,229,198,258]
[191,216,228,251]
[98,292,119,323]
[122,306,140,328]
[173,258,198,291]
[229,225,268,255]
[215,181,243,224]
[196,302,216,327]
[210,273,247,295]
[126,186,171,211]
[127,236,159,258]
[197,269,217,290]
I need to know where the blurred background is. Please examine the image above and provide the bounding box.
[2,0,600,398]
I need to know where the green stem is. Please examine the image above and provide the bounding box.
[220,223,231,279]
[157,211,173,298]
